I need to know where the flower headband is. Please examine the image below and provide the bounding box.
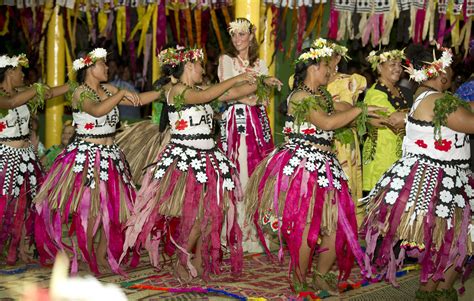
[295,39,333,64]
[158,46,204,67]
[366,49,405,71]
[72,48,107,71]
[0,54,29,69]
[228,19,252,35]
[404,47,453,83]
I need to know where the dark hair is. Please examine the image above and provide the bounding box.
[226,18,259,67]
[279,48,322,115]
[406,44,443,70]
[293,48,321,89]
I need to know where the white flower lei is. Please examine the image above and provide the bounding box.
[0,54,29,69]
[405,47,453,83]
[72,48,108,71]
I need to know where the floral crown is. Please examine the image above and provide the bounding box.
[326,41,350,60]
[366,49,405,71]
[0,54,29,69]
[311,38,348,57]
[404,47,453,83]
[228,19,252,35]
[158,46,204,67]
[295,38,333,64]
[72,48,107,71]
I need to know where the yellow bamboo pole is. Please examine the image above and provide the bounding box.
[259,6,275,132]
[152,4,159,83]
[234,0,260,40]
[45,3,65,148]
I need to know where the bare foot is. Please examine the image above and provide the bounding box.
[311,271,339,296]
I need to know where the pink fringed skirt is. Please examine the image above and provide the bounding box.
[362,153,474,285]
[245,140,368,280]
[0,143,42,264]
[34,139,135,275]
[122,142,243,279]
[220,104,274,176]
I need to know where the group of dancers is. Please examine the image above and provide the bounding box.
[1,18,473,300]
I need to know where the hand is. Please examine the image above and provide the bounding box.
[237,71,257,85]
[123,90,141,106]
[43,87,53,100]
[368,116,389,128]
[367,105,388,118]
[263,76,283,91]
[386,111,407,130]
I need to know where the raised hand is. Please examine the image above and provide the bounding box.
[263,76,283,91]
[123,90,141,106]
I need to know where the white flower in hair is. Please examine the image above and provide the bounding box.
[90,48,107,60]
[228,19,251,35]
[412,69,428,82]
[440,50,453,68]
[0,55,10,68]
[73,59,86,71]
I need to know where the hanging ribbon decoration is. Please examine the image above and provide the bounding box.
[184,1,194,47]
[0,7,10,36]
[221,5,231,27]
[296,5,306,53]
[156,0,167,53]
[194,7,202,48]
[210,7,224,52]
[285,5,298,59]
[116,5,126,56]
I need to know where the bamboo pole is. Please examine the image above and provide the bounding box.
[45,3,65,148]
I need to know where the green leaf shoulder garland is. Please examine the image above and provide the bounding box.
[433,92,471,141]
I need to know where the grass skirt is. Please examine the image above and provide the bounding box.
[0,143,42,264]
[122,142,243,279]
[115,120,170,184]
[245,140,368,280]
[34,139,135,275]
[362,153,474,285]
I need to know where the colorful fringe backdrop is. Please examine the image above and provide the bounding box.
[0,0,472,83]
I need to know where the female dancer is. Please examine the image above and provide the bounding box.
[121,46,280,282]
[218,18,281,252]
[363,44,474,300]
[34,48,159,275]
[326,41,367,220]
[362,48,413,192]
[0,53,68,265]
[246,44,381,294]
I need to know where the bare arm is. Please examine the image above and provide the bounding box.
[0,87,37,109]
[446,106,474,134]
[170,74,249,105]
[74,86,126,117]
[48,84,70,98]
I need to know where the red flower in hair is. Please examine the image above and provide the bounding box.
[84,123,94,130]
[0,122,5,132]
[434,139,452,152]
[175,119,188,131]
[83,55,92,65]
[302,128,316,135]
[415,139,427,148]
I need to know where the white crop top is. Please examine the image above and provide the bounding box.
[72,85,120,138]
[403,91,470,162]
[0,105,30,141]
